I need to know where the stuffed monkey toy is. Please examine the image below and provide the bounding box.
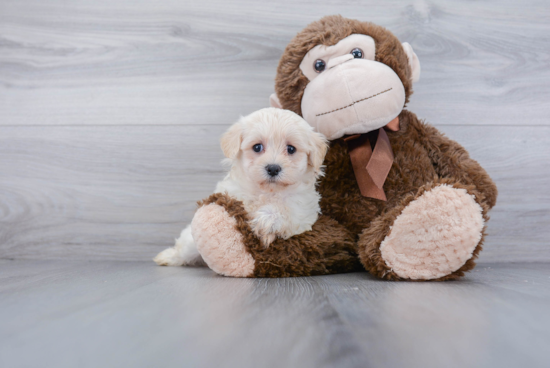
[190,15,498,281]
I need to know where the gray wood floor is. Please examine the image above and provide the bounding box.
[0,260,549,368]
[1,0,549,262]
[1,3,550,366]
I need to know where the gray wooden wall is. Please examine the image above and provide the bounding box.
[1,0,549,262]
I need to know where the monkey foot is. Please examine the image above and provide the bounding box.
[191,203,255,277]
[380,184,484,280]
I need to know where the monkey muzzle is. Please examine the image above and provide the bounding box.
[301,54,405,140]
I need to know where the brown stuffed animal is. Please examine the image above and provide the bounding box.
[190,15,498,281]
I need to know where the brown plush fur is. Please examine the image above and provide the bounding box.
[198,193,362,277]
[197,15,497,280]
[358,179,490,281]
[318,109,497,279]
[319,109,497,233]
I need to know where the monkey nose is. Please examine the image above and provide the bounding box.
[266,164,282,177]
[327,54,354,69]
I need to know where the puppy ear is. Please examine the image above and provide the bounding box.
[402,42,421,83]
[308,131,329,175]
[269,93,282,109]
[220,120,243,159]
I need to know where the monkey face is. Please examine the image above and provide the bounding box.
[299,34,408,140]
[272,16,421,140]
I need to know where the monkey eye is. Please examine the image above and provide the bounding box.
[314,59,326,73]
[350,48,363,59]
[287,145,296,155]
[252,143,263,153]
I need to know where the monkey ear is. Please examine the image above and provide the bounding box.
[220,120,243,159]
[401,42,421,83]
[308,131,329,176]
[269,93,283,109]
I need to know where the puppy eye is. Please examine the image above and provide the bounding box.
[314,59,326,73]
[350,48,363,59]
[287,145,296,155]
[252,143,263,153]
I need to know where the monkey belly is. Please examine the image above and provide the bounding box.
[318,111,437,236]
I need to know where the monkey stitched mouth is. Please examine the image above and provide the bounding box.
[315,88,393,117]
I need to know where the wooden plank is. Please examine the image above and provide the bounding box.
[0,260,549,368]
[319,262,550,368]
[0,125,226,260]
[0,124,548,262]
[0,260,373,368]
[1,0,549,126]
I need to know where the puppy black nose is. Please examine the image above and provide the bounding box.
[266,164,281,177]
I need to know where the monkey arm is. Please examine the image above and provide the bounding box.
[191,193,361,277]
[408,114,498,210]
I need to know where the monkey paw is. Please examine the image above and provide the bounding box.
[379,184,484,280]
[191,203,255,277]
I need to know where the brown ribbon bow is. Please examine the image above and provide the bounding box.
[343,117,399,201]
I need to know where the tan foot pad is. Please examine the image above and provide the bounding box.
[192,203,255,277]
[380,185,484,280]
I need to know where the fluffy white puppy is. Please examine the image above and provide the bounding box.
[154,107,328,267]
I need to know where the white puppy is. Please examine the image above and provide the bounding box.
[154,107,328,267]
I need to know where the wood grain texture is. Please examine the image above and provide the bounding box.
[0,0,548,262]
[0,124,548,262]
[0,125,225,260]
[0,0,549,126]
[0,260,549,368]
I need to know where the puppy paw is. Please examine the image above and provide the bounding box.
[153,225,205,267]
[249,205,283,247]
[258,233,277,247]
[153,247,182,266]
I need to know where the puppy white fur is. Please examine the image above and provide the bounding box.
[154,107,328,267]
